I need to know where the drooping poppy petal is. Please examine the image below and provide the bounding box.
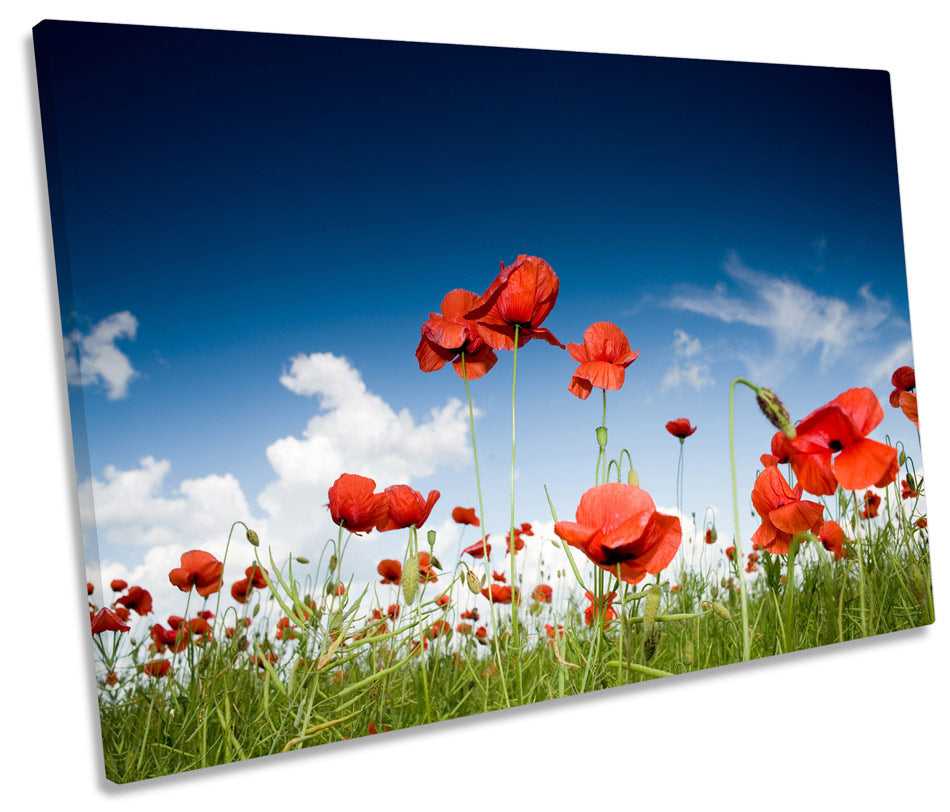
[451,506,479,527]
[898,391,919,429]
[566,322,639,400]
[416,288,498,380]
[327,473,389,534]
[168,551,223,598]
[376,485,440,531]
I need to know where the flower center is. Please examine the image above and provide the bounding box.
[828,439,843,451]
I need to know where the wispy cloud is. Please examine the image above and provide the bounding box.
[866,338,914,384]
[64,311,139,400]
[667,253,895,381]
[661,329,714,391]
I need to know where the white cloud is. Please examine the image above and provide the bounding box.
[64,310,139,400]
[661,329,714,391]
[865,338,914,384]
[668,253,895,381]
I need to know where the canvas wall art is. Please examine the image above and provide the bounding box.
[34,19,932,784]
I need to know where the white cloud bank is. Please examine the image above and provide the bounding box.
[661,329,714,391]
[64,310,139,400]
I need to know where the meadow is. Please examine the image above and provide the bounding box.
[87,255,932,783]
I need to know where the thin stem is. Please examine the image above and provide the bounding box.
[852,491,869,637]
[729,377,754,661]
[783,535,800,652]
[509,325,524,702]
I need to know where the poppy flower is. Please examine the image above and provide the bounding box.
[457,622,473,635]
[889,366,916,407]
[376,485,440,531]
[169,551,223,598]
[197,610,214,621]
[113,606,130,622]
[704,528,717,544]
[276,616,297,641]
[231,564,268,604]
[416,289,499,380]
[665,418,697,440]
[583,591,618,628]
[452,506,480,527]
[566,322,640,399]
[110,579,128,592]
[725,545,737,562]
[554,483,682,584]
[167,615,185,630]
[416,552,439,583]
[464,255,565,351]
[901,478,920,500]
[505,532,526,555]
[785,388,898,495]
[819,520,847,561]
[760,431,792,468]
[90,607,130,635]
[745,561,758,573]
[386,604,401,620]
[474,626,488,643]
[491,570,506,583]
[750,467,824,555]
[435,594,451,610]
[250,652,278,668]
[332,583,346,596]
[115,585,154,616]
[859,490,881,520]
[87,582,94,596]
[377,559,402,585]
[462,538,491,559]
[747,551,760,563]
[916,517,928,529]
[532,584,553,603]
[544,623,564,642]
[143,659,171,678]
[898,392,919,430]
[481,584,519,604]
[426,619,453,640]
[327,473,389,534]
[460,608,479,621]
[671,584,680,593]
[150,624,188,653]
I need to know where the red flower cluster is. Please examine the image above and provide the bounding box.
[481,584,519,605]
[327,474,439,533]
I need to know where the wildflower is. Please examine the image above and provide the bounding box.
[544,623,564,642]
[474,626,488,644]
[745,561,758,573]
[110,579,128,592]
[435,594,451,610]
[492,570,507,583]
[376,485,440,531]
[889,366,916,407]
[90,607,130,635]
[532,584,553,603]
[87,582,94,596]
[249,652,278,668]
[760,431,792,468]
[566,322,639,400]
[916,517,928,529]
[725,545,737,562]
[554,483,682,584]
[462,537,491,559]
[457,621,473,635]
[665,418,697,440]
[671,584,680,593]
[276,616,297,641]
[859,491,881,520]
[386,604,401,620]
[416,552,439,583]
[150,624,189,653]
[416,289,499,380]
[452,506,480,526]
[901,478,920,500]
[785,388,898,495]
[115,585,154,616]
[583,590,618,628]
[819,520,847,561]
[327,473,388,534]
[231,564,268,604]
[377,559,402,585]
[460,608,479,621]
[481,584,519,604]
[750,467,823,555]
[168,551,223,598]
[464,255,565,350]
[143,659,171,678]
[113,606,130,622]
[898,391,919,429]
[704,528,717,544]
[427,619,453,640]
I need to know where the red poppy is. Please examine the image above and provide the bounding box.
[554,483,682,584]
[819,520,847,561]
[532,584,553,603]
[544,623,564,642]
[435,594,451,610]
[386,604,401,620]
[671,584,680,593]
[143,659,171,678]
[750,467,824,555]
[583,591,618,628]
[197,610,214,621]
[416,552,439,583]
[452,506,480,526]
[87,582,94,596]
[90,607,130,635]
[460,608,479,621]
[665,418,697,440]
[115,585,154,616]
[916,517,927,529]
[246,564,268,588]
[785,388,898,495]
[704,528,717,544]
[168,551,223,598]
[474,626,488,642]
[326,473,389,534]
[110,579,128,592]
[505,531,526,555]
[889,366,915,407]
[481,584,520,604]
[167,615,185,630]
[377,559,402,584]
[457,622,473,635]
[899,392,919,430]
[426,619,453,640]
[859,490,881,520]
[150,624,189,653]
[276,616,297,641]
[113,606,130,622]
[376,485,440,531]
[760,431,792,468]
[747,551,760,563]
[725,545,737,562]
[250,652,278,668]
[745,561,758,573]
[416,288,499,380]
[231,564,268,604]
[464,255,565,351]
[462,537,491,559]
[491,570,506,583]
[901,479,920,500]
[566,322,640,399]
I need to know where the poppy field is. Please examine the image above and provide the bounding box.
[87,255,933,784]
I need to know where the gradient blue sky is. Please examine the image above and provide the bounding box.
[36,21,919,595]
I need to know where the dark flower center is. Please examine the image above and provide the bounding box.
[828,439,843,451]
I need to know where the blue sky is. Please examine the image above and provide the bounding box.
[35,21,919,609]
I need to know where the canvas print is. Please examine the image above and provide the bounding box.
[34,20,932,784]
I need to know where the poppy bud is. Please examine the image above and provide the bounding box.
[906,473,916,490]
[899,451,908,466]
[643,626,661,662]
[684,639,694,666]
[529,602,543,616]
[550,539,561,548]
[465,570,482,595]
[430,554,443,570]
[401,562,417,604]
[627,468,639,487]
[246,528,260,547]
[710,583,719,598]
[595,426,608,449]
[643,584,662,631]
[296,556,310,564]
[711,602,731,621]
[252,603,261,617]
[329,554,338,573]
[238,635,249,651]
[755,387,796,438]
[427,530,437,547]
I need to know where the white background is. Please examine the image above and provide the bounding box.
[2,2,947,809]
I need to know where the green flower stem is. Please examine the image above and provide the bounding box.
[411,525,432,723]
[852,491,869,637]
[728,377,755,661]
[509,325,524,702]
[783,535,800,652]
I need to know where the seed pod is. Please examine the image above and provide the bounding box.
[627,468,639,487]
[755,387,796,438]
[328,554,338,573]
[906,473,916,491]
[550,539,561,548]
[595,426,608,449]
[296,556,310,564]
[252,603,261,617]
[427,530,437,547]
[401,561,417,604]
[643,584,662,631]
[246,528,260,547]
[643,626,661,662]
[684,639,694,666]
[711,602,731,621]
[465,569,481,595]
[899,451,908,467]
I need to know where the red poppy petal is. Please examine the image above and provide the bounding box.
[566,342,590,363]
[422,315,469,349]
[523,326,566,349]
[439,289,480,321]
[635,512,682,573]
[574,483,656,533]
[451,344,497,380]
[571,360,626,392]
[768,500,824,535]
[553,521,595,547]
[568,374,594,400]
[833,438,898,491]
[416,335,454,373]
[898,391,919,429]
[829,387,884,436]
[751,521,780,551]
[790,450,838,496]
